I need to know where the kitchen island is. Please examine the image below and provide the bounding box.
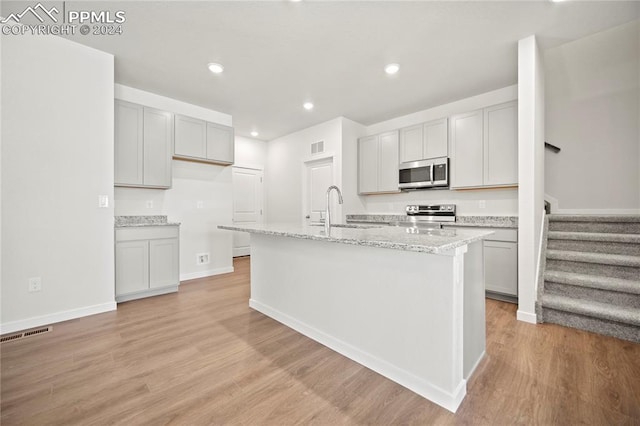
[218,223,492,412]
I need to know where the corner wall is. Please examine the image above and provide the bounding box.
[1,32,115,332]
[265,118,343,223]
[113,85,234,280]
[518,35,545,324]
[544,20,640,213]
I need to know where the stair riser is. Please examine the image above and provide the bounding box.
[545,259,640,280]
[547,239,640,256]
[549,221,640,234]
[541,308,640,343]
[544,282,640,309]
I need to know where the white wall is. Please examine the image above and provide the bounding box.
[362,86,519,216]
[517,35,545,324]
[266,118,343,223]
[341,118,367,215]
[235,136,268,170]
[1,33,115,333]
[114,85,234,280]
[544,20,640,213]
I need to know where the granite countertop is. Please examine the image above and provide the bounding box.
[115,215,181,228]
[346,214,518,229]
[218,223,493,255]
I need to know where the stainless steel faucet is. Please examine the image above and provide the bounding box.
[325,185,344,234]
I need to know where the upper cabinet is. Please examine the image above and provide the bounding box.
[115,100,173,189]
[174,115,234,165]
[399,118,448,163]
[358,130,400,194]
[450,101,517,189]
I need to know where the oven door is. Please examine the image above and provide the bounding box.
[398,160,433,190]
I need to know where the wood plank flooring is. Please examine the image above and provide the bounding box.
[2,256,639,425]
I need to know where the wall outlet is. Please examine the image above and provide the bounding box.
[28,277,42,293]
[478,200,486,209]
[98,195,109,208]
[146,200,153,209]
[196,200,204,209]
[196,253,210,265]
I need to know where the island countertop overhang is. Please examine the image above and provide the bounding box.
[218,223,493,255]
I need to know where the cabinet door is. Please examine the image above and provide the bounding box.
[206,122,234,164]
[378,130,400,192]
[149,238,179,289]
[115,240,149,296]
[174,115,206,159]
[450,109,483,188]
[424,118,448,159]
[484,240,518,296]
[358,135,379,194]
[484,101,518,186]
[115,101,143,186]
[399,124,423,163]
[143,107,173,188]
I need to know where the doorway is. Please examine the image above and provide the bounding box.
[303,156,337,225]
[232,166,264,257]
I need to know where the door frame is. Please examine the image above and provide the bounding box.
[301,153,340,224]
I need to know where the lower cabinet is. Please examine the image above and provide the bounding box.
[444,226,518,302]
[115,226,179,302]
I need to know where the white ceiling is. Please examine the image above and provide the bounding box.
[46,1,640,139]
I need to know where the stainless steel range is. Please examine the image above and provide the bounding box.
[391,204,456,230]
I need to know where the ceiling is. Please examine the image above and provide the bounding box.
[11,1,640,140]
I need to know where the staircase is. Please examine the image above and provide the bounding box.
[538,215,640,343]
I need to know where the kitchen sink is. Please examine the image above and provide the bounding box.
[310,223,381,230]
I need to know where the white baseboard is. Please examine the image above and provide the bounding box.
[517,309,538,324]
[465,350,486,380]
[180,266,234,281]
[0,301,117,335]
[250,298,466,413]
[233,247,250,257]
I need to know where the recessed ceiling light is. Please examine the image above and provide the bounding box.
[303,102,314,110]
[207,63,224,74]
[251,131,259,137]
[385,63,400,75]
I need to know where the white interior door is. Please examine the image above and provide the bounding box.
[304,158,335,224]
[232,167,263,257]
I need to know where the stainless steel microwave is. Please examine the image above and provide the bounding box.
[398,157,449,190]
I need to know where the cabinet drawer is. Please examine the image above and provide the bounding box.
[116,226,179,242]
[487,228,517,242]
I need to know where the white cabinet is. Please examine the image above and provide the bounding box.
[399,118,448,163]
[444,226,518,301]
[174,115,234,165]
[174,115,207,159]
[115,101,173,188]
[450,110,484,188]
[115,226,179,302]
[358,130,399,194]
[483,102,518,186]
[206,122,234,164]
[450,101,517,189]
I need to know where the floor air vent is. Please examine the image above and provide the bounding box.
[1,326,52,343]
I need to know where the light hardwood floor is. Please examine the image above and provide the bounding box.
[2,256,639,425]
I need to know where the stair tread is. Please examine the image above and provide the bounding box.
[548,214,640,223]
[547,231,640,244]
[544,270,640,295]
[541,294,640,326]
[546,249,640,268]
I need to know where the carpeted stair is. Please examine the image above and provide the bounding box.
[538,215,640,343]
